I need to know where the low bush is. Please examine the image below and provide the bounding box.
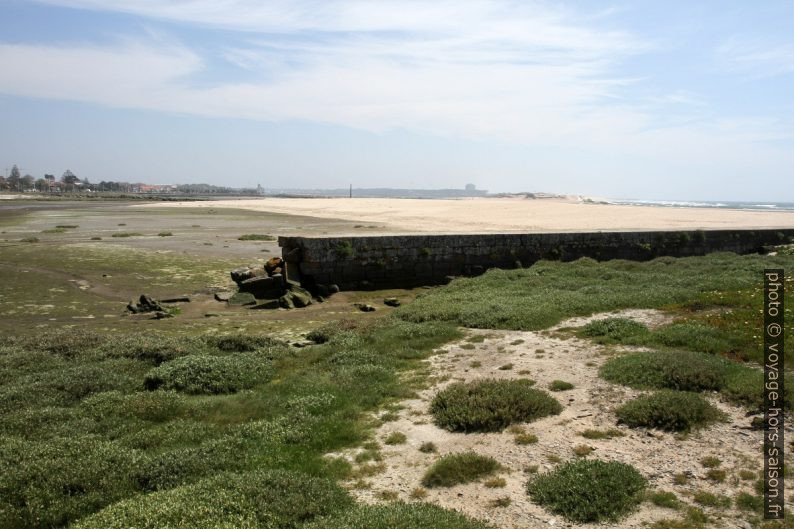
[111,232,142,238]
[549,380,574,391]
[0,435,140,528]
[95,333,208,364]
[421,452,501,488]
[527,459,647,523]
[143,353,273,394]
[237,234,276,241]
[304,502,495,529]
[157,231,173,237]
[430,379,562,432]
[206,333,284,353]
[581,318,650,343]
[616,390,726,432]
[74,469,352,529]
[600,351,727,392]
[736,491,762,512]
[648,490,680,509]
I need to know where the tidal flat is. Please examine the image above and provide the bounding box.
[0,199,792,529]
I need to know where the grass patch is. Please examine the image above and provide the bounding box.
[418,442,437,453]
[648,490,680,509]
[237,234,276,241]
[736,491,763,512]
[549,380,574,391]
[111,232,142,238]
[143,353,274,394]
[483,477,506,488]
[430,379,562,432]
[573,445,594,457]
[421,452,501,488]
[700,456,721,468]
[692,490,731,508]
[383,431,407,445]
[527,459,647,523]
[304,503,496,529]
[580,428,624,440]
[55,225,79,229]
[616,390,727,432]
[600,350,788,410]
[581,317,650,343]
[395,253,794,366]
[514,433,539,445]
[20,236,39,243]
[157,231,173,237]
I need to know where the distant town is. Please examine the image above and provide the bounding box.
[0,164,496,198]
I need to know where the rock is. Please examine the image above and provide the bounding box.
[230,266,254,283]
[204,313,220,317]
[383,297,401,307]
[153,311,173,319]
[354,303,376,312]
[265,257,284,275]
[328,284,340,294]
[161,296,191,303]
[127,294,163,313]
[252,300,280,310]
[239,276,284,299]
[214,291,234,302]
[278,287,313,309]
[228,292,257,306]
[278,293,295,309]
[283,247,301,263]
[315,296,325,303]
[290,286,313,308]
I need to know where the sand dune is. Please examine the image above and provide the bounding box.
[141,196,794,234]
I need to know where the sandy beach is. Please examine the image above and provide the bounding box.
[139,196,794,234]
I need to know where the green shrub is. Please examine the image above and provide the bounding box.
[736,491,763,512]
[157,231,173,237]
[143,354,273,394]
[692,490,731,508]
[237,234,276,241]
[430,379,562,432]
[20,236,39,242]
[304,502,495,529]
[384,432,407,445]
[421,452,501,488]
[600,351,727,392]
[549,380,574,391]
[95,333,208,364]
[111,232,142,238]
[616,390,726,432]
[527,459,646,523]
[206,334,283,352]
[648,490,680,509]
[581,318,650,343]
[0,435,140,528]
[74,470,351,529]
[14,328,107,357]
[419,442,437,453]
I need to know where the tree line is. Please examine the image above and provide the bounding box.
[0,165,259,194]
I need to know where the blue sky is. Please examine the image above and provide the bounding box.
[0,0,792,200]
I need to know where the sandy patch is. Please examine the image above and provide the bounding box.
[137,197,794,234]
[336,309,788,528]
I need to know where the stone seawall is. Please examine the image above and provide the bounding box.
[279,229,794,291]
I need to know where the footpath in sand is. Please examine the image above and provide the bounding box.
[336,309,789,529]
[139,197,794,235]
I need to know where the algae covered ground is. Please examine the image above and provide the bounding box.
[1,200,793,528]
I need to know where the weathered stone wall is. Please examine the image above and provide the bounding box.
[279,228,794,291]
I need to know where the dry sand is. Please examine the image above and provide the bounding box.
[334,309,781,528]
[139,196,794,234]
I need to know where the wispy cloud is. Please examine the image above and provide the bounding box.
[717,37,794,78]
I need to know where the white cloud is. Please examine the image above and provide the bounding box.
[717,37,794,78]
[2,0,791,189]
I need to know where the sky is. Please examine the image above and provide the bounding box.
[0,1,792,200]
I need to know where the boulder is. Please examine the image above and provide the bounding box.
[127,294,164,313]
[214,291,234,302]
[317,283,341,297]
[230,266,253,283]
[265,257,284,275]
[228,292,257,306]
[239,276,284,299]
[383,297,401,307]
[354,303,376,312]
[278,287,313,309]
